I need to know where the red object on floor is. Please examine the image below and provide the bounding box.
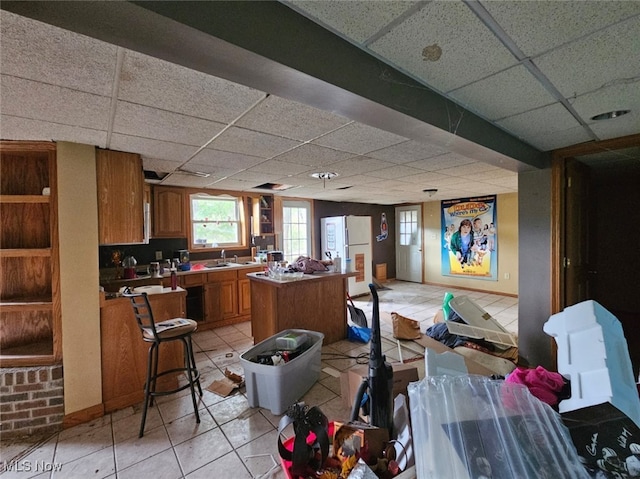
[280,422,335,479]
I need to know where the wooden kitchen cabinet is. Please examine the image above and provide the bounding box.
[153,186,186,238]
[238,266,264,316]
[252,194,274,236]
[96,149,145,245]
[0,141,61,367]
[100,290,186,412]
[204,270,238,325]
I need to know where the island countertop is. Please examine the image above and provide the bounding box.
[248,270,361,344]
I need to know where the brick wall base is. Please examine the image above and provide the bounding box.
[0,365,64,438]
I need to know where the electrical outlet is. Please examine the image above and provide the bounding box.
[155,251,163,260]
[504,273,510,279]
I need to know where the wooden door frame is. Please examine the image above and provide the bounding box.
[551,133,640,314]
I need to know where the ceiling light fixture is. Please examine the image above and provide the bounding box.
[311,172,338,188]
[590,110,630,121]
[423,188,438,197]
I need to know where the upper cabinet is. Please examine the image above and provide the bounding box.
[153,186,187,238]
[0,141,61,366]
[96,149,144,245]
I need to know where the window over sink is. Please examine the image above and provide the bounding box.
[189,193,243,249]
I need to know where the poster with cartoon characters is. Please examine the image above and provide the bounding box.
[441,195,497,280]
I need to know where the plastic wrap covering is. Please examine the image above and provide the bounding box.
[408,375,590,479]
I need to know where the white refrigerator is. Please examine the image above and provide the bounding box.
[321,215,372,296]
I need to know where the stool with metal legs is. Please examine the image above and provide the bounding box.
[123,289,203,437]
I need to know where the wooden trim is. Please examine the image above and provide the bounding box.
[550,157,564,315]
[49,148,62,362]
[551,133,640,160]
[0,248,51,257]
[0,195,50,203]
[0,140,56,152]
[0,354,56,367]
[63,403,105,429]
[422,281,518,298]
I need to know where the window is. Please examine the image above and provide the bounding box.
[399,209,418,246]
[190,193,242,248]
[282,200,311,264]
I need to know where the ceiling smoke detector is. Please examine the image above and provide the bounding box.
[590,110,630,121]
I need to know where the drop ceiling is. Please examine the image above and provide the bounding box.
[1,2,638,204]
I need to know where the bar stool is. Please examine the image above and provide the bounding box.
[123,289,203,437]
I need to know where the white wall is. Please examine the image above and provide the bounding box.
[422,192,518,295]
[57,142,102,414]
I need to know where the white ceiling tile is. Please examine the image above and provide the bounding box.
[483,175,518,189]
[208,126,300,158]
[160,172,225,188]
[313,122,407,154]
[326,156,396,176]
[496,103,582,146]
[119,51,266,123]
[0,11,116,96]
[208,178,260,192]
[534,18,640,98]
[450,65,555,121]
[0,115,108,147]
[110,133,198,162]
[461,169,517,182]
[189,148,265,171]
[366,165,425,180]
[235,95,350,141]
[572,82,640,141]
[368,1,516,92]
[483,1,640,57]
[141,157,183,174]
[275,143,353,167]
[523,124,594,152]
[405,153,476,171]
[367,140,448,163]
[438,162,504,177]
[1,76,111,130]
[113,102,226,146]
[248,159,312,177]
[228,170,282,183]
[400,171,458,185]
[285,1,421,44]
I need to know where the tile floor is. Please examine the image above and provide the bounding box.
[1,281,517,479]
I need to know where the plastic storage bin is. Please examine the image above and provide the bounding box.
[240,329,324,415]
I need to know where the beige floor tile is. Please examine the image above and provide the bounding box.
[53,422,113,465]
[184,451,253,479]
[51,444,115,479]
[117,448,183,479]
[173,427,233,475]
[114,425,172,471]
[219,411,275,449]
[207,394,253,425]
[165,408,218,446]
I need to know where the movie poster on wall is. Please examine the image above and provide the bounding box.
[441,195,497,280]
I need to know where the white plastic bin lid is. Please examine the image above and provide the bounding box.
[446,295,517,348]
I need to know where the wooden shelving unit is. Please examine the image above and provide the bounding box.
[253,194,274,236]
[0,141,61,367]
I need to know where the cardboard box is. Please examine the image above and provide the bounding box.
[340,362,419,409]
[333,420,390,463]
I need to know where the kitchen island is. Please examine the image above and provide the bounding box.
[100,287,187,412]
[248,271,359,345]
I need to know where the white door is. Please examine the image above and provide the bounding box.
[396,205,422,282]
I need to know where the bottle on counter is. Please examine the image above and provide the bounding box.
[170,263,178,290]
[333,252,341,273]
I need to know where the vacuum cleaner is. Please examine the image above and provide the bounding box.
[350,283,394,437]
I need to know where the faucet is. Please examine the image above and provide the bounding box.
[233,255,238,263]
[220,249,226,263]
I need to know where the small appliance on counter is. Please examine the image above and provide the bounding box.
[123,256,137,279]
[149,262,162,278]
[267,250,284,262]
[177,249,191,271]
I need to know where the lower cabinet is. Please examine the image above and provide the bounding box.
[178,266,264,329]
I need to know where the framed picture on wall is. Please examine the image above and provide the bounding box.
[441,195,497,280]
